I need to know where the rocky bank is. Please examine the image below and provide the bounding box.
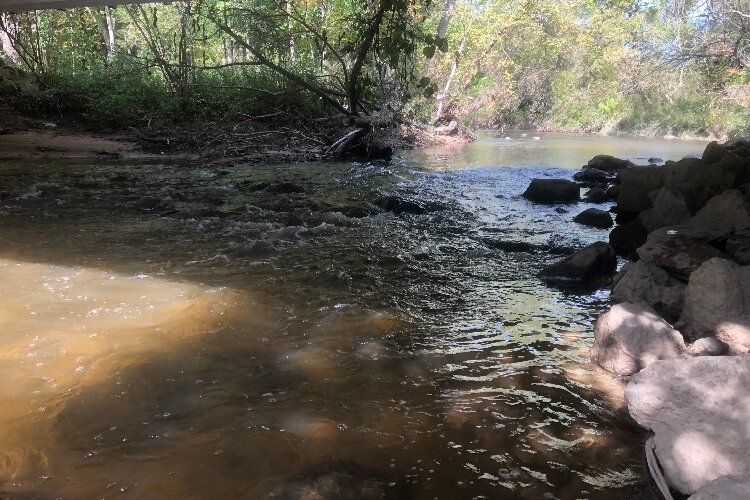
[525,140,750,499]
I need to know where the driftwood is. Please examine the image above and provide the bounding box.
[434,120,458,135]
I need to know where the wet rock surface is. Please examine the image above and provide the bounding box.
[538,241,616,285]
[573,208,613,228]
[522,178,580,204]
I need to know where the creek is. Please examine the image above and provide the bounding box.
[0,132,706,499]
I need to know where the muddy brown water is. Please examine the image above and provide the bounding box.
[0,133,707,499]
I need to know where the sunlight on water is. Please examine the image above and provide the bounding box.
[0,135,707,498]
[0,258,242,484]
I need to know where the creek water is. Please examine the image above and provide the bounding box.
[0,133,707,499]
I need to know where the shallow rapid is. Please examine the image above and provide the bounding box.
[0,133,706,498]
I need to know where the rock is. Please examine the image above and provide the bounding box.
[605,185,620,200]
[726,229,750,265]
[637,187,691,233]
[609,219,647,259]
[686,337,729,357]
[590,303,686,376]
[681,189,750,238]
[648,157,663,164]
[374,196,447,215]
[586,155,634,172]
[573,208,613,228]
[136,197,175,214]
[573,168,609,185]
[269,461,402,500]
[612,261,635,287]
[612,260,686,322]
[584,187,609,203]
[702,141,729,165]
[266,182,307,194]
[689,475,750,500]
[538,241,616,285]
[625,356,750,495]
[554,207,568,214]
[350,142,393,161]
[522,178,580,204]
[617,166,666,213]
[636,228,727,280]
[677,257,750,349]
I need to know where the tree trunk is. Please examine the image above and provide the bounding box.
[436,0,456,40]
[434,35,466,123]
[0,14,19,65]
[346,3,385,114]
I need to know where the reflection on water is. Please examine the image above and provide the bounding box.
[0,135,705,498]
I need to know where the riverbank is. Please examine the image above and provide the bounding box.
[529,138,750,498]
[0,104,471,164]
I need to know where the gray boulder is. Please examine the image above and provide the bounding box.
[680,189,750,238]
[686,337,729,357]
[522,179,580,204]
[573,168,609,185]
[573,208,613,228]
[590,303,686,376]
[726,229,750,265]
[636,228,727,280]
[625,356,750,495]
[617,166,665,214]
[586,154,634,172]
[538,241,616,285]
[677,257,750,350]
[609,219,648,259]
[689,475,750,500]
[637,187,691,233]
[612,260,686,322]
[584,187,609,203]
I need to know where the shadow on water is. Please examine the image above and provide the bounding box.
[0,134,705,499]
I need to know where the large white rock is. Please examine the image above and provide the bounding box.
[612,259,686,321]
[590,303,686,376]
[689,475,750,500]
[625,356,750,495]
[677,257,750,350]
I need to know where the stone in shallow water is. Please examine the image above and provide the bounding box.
[537,241,616,285]
[522,178,580,204]
[590,303,685,376]
[574,208,613,228]
[625,356,750,495]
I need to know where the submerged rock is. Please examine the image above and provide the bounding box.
[573,208,613,228]
[590,303,685,376]
[522,178,580,204]
[538,241,616,285]
[612,260,686,322]
[374,196,447,215]
[269,461,403,500]
[677,257,750,350]
[625,356,750,495]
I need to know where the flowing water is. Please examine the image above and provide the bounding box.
[0,133,707,499]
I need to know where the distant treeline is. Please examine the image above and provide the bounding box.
[0,0,748,137]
